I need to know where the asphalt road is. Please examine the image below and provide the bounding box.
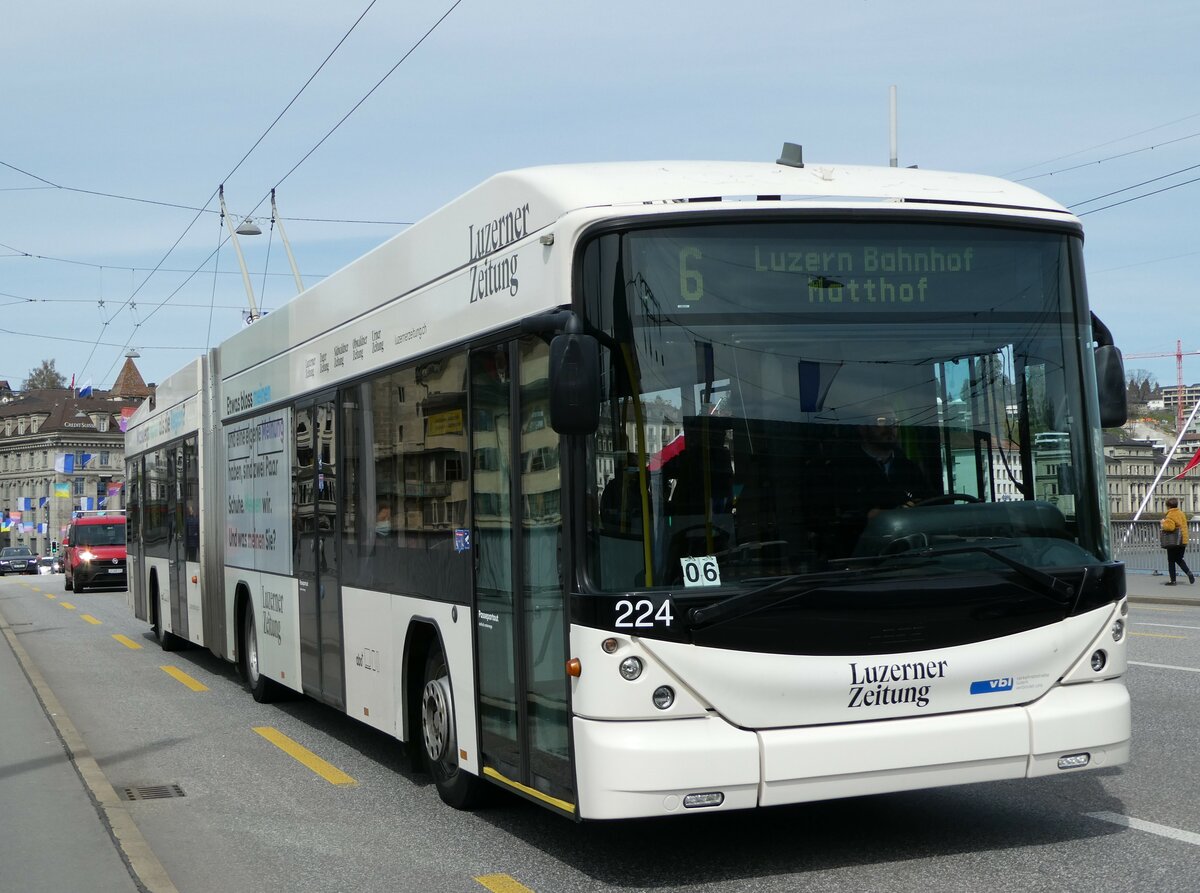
[2,573,1199,893]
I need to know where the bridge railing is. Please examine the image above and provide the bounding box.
[1110,520,1200,575]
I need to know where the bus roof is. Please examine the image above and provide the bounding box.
[213,159,1074,385]
[462,160,1070,215]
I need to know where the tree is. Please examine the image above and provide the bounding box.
[23,359,67,390]
[1125,368,1157,405]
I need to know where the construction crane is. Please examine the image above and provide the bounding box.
[1124,340,1200,432]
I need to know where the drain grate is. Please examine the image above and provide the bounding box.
[120,784,186,801]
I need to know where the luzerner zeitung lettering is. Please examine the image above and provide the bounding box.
[847,659,948,709]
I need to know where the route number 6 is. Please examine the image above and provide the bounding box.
[680,556,721,588]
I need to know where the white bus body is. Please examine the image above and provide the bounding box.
[126,156,1130,820]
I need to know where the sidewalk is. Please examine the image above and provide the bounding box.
[1125,569,1200,606]
[0,608,141,893]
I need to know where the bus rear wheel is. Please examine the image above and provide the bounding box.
[421,647,485,809]
[242,607,277,703]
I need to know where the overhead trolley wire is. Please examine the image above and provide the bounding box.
[0,164,409,223]
[1015,129,1200,182]
[95,0,465,387]
[1002,110,1200,177]
[84,0,386,386]
[1067,160,1200,216]
[271,0,465,194]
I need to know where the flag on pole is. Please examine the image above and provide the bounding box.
[1174,449,1200,479]
[79,379,93,398]
[54,482,71,498]
[80,453,93,468]
[54,454,74,474]
[80,497,96,511]
[16,497,32,511]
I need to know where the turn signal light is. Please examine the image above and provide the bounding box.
[566,658,582,677]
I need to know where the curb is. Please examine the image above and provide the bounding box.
[1129,596,1200,607]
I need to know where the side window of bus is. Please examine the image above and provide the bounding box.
[340,350,471,602]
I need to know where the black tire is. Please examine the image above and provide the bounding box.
[421,646,486,809]
[242,606,277,703]
[63,572,72,592]
[151,580,179,651]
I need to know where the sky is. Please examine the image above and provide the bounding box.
[2,0,1198,392]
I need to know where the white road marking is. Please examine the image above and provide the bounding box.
[1129,660,1200,673]
[1134,622,1200,630]
[1087,812,1200,846]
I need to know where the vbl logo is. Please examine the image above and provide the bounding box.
[969,677,1014,695]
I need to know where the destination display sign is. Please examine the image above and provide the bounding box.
[631,222,1067,315]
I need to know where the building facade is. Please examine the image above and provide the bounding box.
[0,359,151,555]
[1104,434,1200,518]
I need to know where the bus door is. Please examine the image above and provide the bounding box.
[294,397,345,709]
[167,443,189,641]
[470,338,574,812]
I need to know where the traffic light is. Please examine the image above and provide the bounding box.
[50,540,58,554]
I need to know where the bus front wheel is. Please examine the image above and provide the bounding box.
[421,647,485,809]
[242,607,277,703]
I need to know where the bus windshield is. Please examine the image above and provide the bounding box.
[580,219,1109,593]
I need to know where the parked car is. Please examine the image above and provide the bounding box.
[0,546,38,575]
[38,555,62,574]
[64,512,127,593]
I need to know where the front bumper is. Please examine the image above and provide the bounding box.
[74,563,128,587]
[572,680,1130,820]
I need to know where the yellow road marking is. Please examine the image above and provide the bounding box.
[60,602,76,610]
[1130,631,1186,639]
[475,874,536,893]
[161,665,209,692]
[253,727,357,786]
[44,593,55,599]
[80,614,102,625]
[113,634,142,650]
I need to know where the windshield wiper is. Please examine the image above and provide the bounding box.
[688,565,926,629]
[868,541,1076,605]
[688,575,817,629]
[690,541,1076,630]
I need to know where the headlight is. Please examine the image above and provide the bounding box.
[619,656,644,680]
[79,550,96,562]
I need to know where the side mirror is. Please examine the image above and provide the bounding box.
[549,331,600,435]
[1095,344,1128,428]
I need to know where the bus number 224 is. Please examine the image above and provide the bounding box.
[614,599,674,629]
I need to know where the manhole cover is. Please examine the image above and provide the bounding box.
[120,784,186,801]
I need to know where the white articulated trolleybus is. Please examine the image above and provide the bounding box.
[125,146,1132,820]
